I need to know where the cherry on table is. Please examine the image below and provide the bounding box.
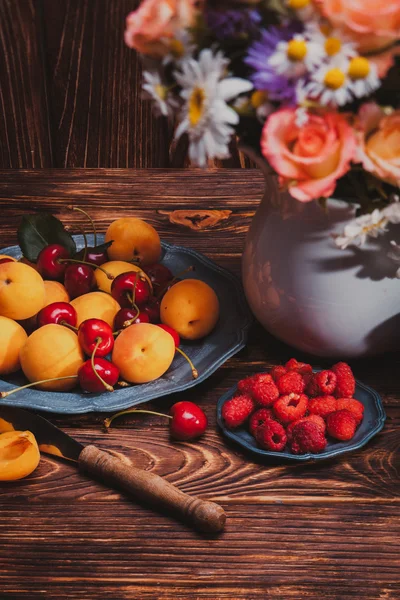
[78,318,114,357]
[37,302,77,328]
[111,271,150,308]
[113,308,149,331]
[37,244,70,280]
[64,264,95,299]
[78,357,119,393]
[143,263,173,292]
[169,401,208,441]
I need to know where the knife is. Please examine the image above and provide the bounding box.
[0,406,226,533]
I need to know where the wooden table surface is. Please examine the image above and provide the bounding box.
[0,169,399,600]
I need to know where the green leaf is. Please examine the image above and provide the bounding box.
[17,213,77,262]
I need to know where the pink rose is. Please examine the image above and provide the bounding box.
[124,0,197,57]
[356,103,400,188]
[319,0,400,53]
[261,109,356,202]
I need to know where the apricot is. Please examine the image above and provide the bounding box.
[112,323,175,383]
[0,262,46,320]
[95,260,152,295]
[43,280,70,304]
[0,316,28,375]
[20,324,84,391]
[161,279,219,340]
[71,291,121,327]
[19,257,40,272]
[0,431,40,481]
[105,217,161,266]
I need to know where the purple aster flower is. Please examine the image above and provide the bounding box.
[205,9,261,40]
[245,22,303,105]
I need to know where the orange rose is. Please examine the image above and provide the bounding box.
[356,103,400,188]
[124,0,197,57]
[261,109,356,202]
[319,0,400,53]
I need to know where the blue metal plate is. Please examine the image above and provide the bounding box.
[217,376,386,462]
[0,235,253,414]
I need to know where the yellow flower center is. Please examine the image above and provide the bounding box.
[288,0,310,9]
[287,39,307,61]
[348,57,370,80]
[324,37,342,56]
[324,68,346,90]
[189,87,206,127]
[155,84,167,101]
[251,90,268,109]
[169,39,185,59]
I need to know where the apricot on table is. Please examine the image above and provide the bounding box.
[0,431,40,481]
[0,316,28,375]
[160,279,219,340]
[112,323,175,383]
[0,262,46,320]
[43,280,70,304]
[95,260,152,295]
[105,217,161,266]
[20,324,84,391]
[71,291,121,327]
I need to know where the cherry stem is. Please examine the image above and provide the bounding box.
[132,276,138,307]
[0,376,78,398]
[60,320,78,332]
[91,338,114,392]
[175,346,198,379]
[103,408,172,430]
[74,224,89,262]
[59,258,114,280]
[156,265,194,299]
[69,206,98,246]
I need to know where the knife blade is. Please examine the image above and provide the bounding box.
[0,406,226,533]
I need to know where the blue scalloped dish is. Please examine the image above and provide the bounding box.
[217,376,386,462]
[0,235,252,414]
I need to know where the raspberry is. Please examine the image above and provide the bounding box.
[326,409,357,441]
[336,398,364,425]
[238,373,279,407]
[285,358,313,377]
[273,393,308,424]
[332,362,356,398]
[270,365,287,382]
[249,408,275,437]
[290,421,327,454]
[222,394,255,429]
[276,371,305,395]
[307,370,337,396]
[256,420,287,452]
[287,414,326,443]
[308,396,337,419]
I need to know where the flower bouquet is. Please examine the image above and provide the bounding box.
[124,0,400,269]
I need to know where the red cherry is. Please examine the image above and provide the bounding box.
[0,258,14,265]
[78,358,119,393]
[78,319,114,357]
[37,302,77,328]
[143,263,173,293]
[157,324,180,347]
[76,247,109,266]
[143,296,161,323]
[157,278,182,300]
[64,264,95,299]
[169,401,208,440]
[111,271,150,308]
[113,308,149,331]
[37,244,70,280]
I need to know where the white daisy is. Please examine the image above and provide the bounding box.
[387,241,400,278]
[174,49,253,167]
[383,201,400,224]
[294,106,309,127]
[305,23,357,64]
[303,63,352,106]
[334,209,388,249]
[347,56,380,99]
[142,71,176,118]
[268,34,324,78]
[162,30,196,66]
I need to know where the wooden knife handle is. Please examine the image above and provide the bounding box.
[78,445,226,533]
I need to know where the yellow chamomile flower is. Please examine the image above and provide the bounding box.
[305,23,357,63]
[301,63,352,106]
[142,71,175,117]
[347,56,380,98]
[286,0,315,21]
[163,31,196,66]
[268,34,324,78]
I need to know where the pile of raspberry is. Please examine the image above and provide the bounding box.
[221,359,363,455]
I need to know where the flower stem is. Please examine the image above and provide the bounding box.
[103,408,172,430]
[0,376,78,398]
[91,338,114,392]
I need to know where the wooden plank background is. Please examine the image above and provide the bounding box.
[0,0,251,169]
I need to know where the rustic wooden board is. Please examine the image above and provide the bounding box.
[0,170,399,600]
